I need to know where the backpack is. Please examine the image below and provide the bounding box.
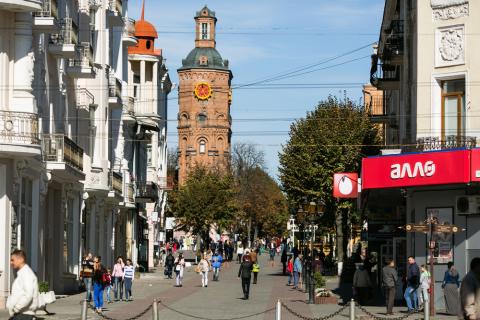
[101,272,110,286]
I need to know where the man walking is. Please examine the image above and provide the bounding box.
[461,257,480,319]
[404,256,420,313]
[164,250,175,279]
[7,250,39,320]
[382,259,398,315]
[238,254,253,300]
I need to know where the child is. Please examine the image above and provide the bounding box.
[252,260,260,284]
[105,269,113,303]
[123,259,135,301]
[286,256,294,286]
[418,264,431,309]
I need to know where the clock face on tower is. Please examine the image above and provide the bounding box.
[194,82,212,100]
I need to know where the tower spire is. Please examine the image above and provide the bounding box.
[141,0,145,20]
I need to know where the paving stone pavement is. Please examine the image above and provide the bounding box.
[0,253,461,320]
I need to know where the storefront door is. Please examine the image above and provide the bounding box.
[393,237,407,299]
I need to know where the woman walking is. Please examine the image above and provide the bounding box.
[112,256,124,301]
[92,256,106,313]
[198,255,210,287]
[237,244,244,263]
[442,262,461,316]
[123,259,135,301]
[238,254,253,300]
[418,265,430,310]
[175,253,186,287]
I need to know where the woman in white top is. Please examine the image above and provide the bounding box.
[174,253,185,287]
[237,244,244,264]
[198,255,210,287]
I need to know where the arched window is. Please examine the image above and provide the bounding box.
[198,113,207,125]
[217,137,224,150]
[199,140,206,154]
[146,40,151,49]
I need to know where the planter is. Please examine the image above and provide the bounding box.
[315,296,338,304]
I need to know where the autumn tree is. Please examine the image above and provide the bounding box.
[279,96,379,262]
[168,166,238,244]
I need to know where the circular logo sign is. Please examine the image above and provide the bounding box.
[194,82,212,101]
[338,176,353,195]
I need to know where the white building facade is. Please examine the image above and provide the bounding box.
[364,0,480,309]
[0,0,170,308]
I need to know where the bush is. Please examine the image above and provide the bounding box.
[313,272,326,288]
[39,282,49,293]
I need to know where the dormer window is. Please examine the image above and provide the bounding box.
[199,55,208,66]
[201,23,209,40]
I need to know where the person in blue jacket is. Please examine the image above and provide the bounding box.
[211,251,223,281]
[293,254,303,289]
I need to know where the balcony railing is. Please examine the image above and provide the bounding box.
[34,0,58,18]
[108,170,123,194]
[123,17,136,38]
[122,96,135,117]
[108,71,122,99]
[109,0,122,13]
[410,136,477,152]
[370,63,400,89]
[0,110,39,146]
[42,134,84,171]
[158,176,174,190]
[69,42,94,68]
[50,17,78,45]
[126,182,134,203]
[76,88,94,111]
[135,181,158,202]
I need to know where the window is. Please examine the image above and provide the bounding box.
[146,40,151,50]
[441,79,465,139]
[201,23,209,40]
[199,140,206,154]
[89,107,96,157]
[64,199,74,273]
[19,178,32,258]
[146,145,152,166]
[198,113,207,124]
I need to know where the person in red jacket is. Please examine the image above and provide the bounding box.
[286,255,294,286]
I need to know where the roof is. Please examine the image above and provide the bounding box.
[178,47,229,71]
[135,0,158,39]
[195,5,216,19]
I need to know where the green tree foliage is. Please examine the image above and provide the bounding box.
[168,166,238,243]
[279,96,379,261]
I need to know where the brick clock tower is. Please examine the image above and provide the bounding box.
[177,6,233,185]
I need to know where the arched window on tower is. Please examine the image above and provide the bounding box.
[199,140,206,154]
[201,23,209,40]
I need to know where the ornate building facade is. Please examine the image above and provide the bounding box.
[177,6,233,185]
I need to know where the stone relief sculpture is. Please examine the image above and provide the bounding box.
[436,26,465,67]
[431,0,468,20]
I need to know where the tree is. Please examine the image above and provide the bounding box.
[232,143,266,244]
[279,96,379,262]
[168,166,238,244]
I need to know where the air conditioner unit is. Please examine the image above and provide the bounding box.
[456,196,480,215]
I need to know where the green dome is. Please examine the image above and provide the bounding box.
[179,47,229,71]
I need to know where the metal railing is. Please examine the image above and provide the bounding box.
[157,177,174,190]
[365,96,384,115]
[123,96,134,116]
[108,170,123,194]
[370,63,399,86]
[126,182,134,203]
[135,181,157,201]
[42,134,84,171]
[69,42,93,68]
[34,0,58,18]
[123,18,136,38]
[50,17,78,45]
[0,110,39,145]
[76,88,94,111]
[410,135,477,152]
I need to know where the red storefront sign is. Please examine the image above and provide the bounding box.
[362,150,471,189]
[333,173,359,198]
[470,149,480,182]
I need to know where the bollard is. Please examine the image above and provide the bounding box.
[80,299,88,320]
[275,299,281,320]
[349,299,355,320]
[424,299,430,320]
[152,299,158,320]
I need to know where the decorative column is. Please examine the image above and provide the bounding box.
[13,13,35,113]
[140,60,145,112]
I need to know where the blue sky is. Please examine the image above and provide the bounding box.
[129,0,385,177]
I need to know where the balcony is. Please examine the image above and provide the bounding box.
[0,110,40,156]
[407,136,477,153]
[108,71,122,106]
[157,176,174,191]
[135,181,158,203]
[370,63,400,91]
[108,170,123,199]
[79,0,100,13]
[122,96,135,123]
[49,17,78,58]
[42,134,85,179]
[67,42,95,78]
[382,20,404,65]
[107,0,124,26]
[122,18,137,46]
[0,0,42,12]
[33,0,58,32]
[76,88,95,111]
